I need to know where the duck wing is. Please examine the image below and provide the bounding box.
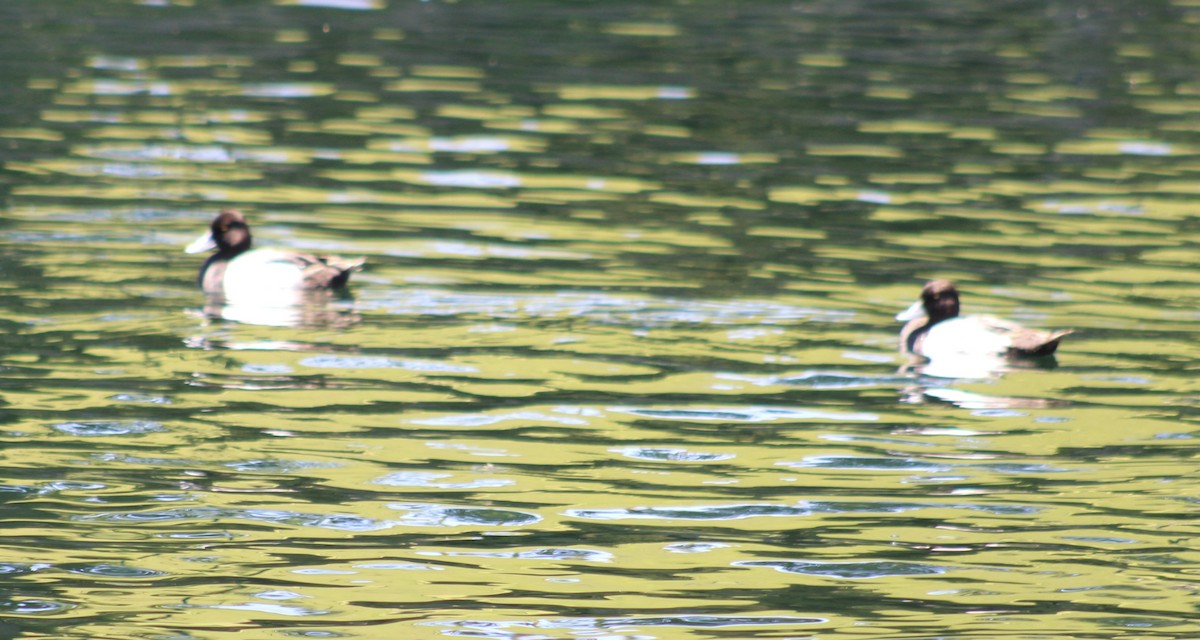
[973,315,1072,356]
[289,253,366,289]
[220,249,365,294]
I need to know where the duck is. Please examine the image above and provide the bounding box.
[185,209,365,297]
[897,279,1071,360]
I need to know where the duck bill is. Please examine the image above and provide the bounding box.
[185,231,217,254]
[895,299,926,322]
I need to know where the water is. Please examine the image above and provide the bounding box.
[3,0,1200,638]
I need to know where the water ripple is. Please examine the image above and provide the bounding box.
[782,455,951,472]
[108,393,172,404]
[421,548,613,563]
[358,289,853,325]
[200,602,329,616]
[0,563,52,576]
[52,420,164,436]
[299,355,476,373]
[567,503,826,521]
[0,600,73,615]
[567,501,1037,521]
[423,614,823,635]
[736,559,949,579]
[665,542,731,553]
[614,406,878,423]
[76,504,538,530]
[413,410,590,428]
[718,371,908,389]
[387,503,540,527]
[780,455,1074,477]
[610,446,735,462]
[373,471,514,489]
[64,563,164,579]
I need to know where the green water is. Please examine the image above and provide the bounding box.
[3,1,1200,638]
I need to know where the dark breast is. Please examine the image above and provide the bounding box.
[199,256,230,293]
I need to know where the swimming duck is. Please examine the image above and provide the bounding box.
[185,209,365,296]
[897,280,1071,359]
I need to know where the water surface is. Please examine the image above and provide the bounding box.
[3,1,1200,638]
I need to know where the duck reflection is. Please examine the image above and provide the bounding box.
[200,288,362,329]
[904,384,1068,409]
[898,350,1066,407]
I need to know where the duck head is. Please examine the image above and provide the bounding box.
[896,279,960,324]
[186,209,252,256]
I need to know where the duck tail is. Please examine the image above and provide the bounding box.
[329,256,365,288]
[1010,328,1073,357]
[333,256,366,272]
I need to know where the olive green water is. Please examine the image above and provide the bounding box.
[3,1,1200,638]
